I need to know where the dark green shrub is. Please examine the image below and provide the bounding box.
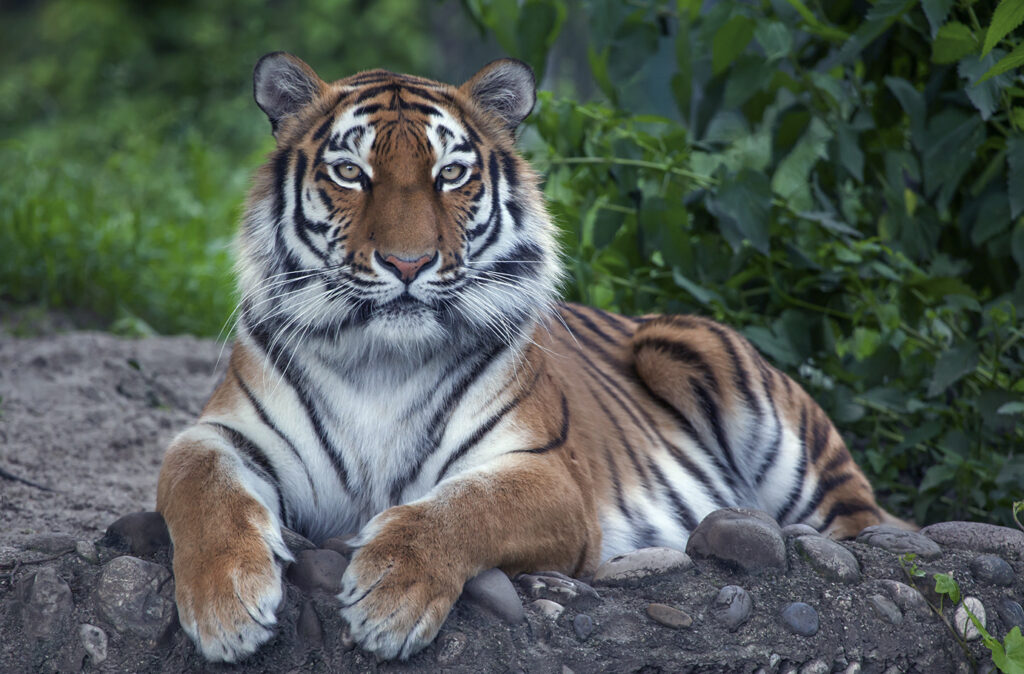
[462,0,1024,525]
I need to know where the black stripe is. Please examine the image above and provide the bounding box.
[468,154,504,258]
[291,151,330,260]
[789,472,853,525]
[512,394,569,454]
[818,501,878,532]
[498,149,519,188]
[753,360,783,488]
[312,117,333,141]
[775,407,809,524]
[589,307,634,338]
[808,411,830,462]
[588,382,651,490]
[388,339,511,500]
[243,316,352,495]
[234,371,319,507]
[561,304,622,347]
[647,457,699,532]
[436,371,540,482]
[203,421,288,526]
[559,327,732,506]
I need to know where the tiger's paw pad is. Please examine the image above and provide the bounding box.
[337,544,459,660]
[174,546,285,662]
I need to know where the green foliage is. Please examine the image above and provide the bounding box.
[468,0,1024,525]
[932,571,1024,674]
[0,0,436,335]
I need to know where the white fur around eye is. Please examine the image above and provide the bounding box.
[329,161,368,189]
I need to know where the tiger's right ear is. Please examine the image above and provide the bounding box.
[253,52,325,135]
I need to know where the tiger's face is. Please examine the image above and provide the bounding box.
[238,54,561,356]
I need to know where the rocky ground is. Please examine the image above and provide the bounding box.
[1,328,1022,673]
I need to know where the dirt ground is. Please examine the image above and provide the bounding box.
[0,319,226,559]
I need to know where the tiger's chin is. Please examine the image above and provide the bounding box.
[362,303,447,349]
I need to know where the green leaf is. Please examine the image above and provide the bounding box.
[672,269,723,307]
[933,573,961,604]
[931,21,979,64]
[927,343,980,396]
[754,20,792,61]
[515,0,565,82]
[772,116,833,211]
[923,112,985,209]
[998,402,1024,415]
[960,50,1013,120]
[707,168,772,254]
[828,0,917,67]
[782,0,850,42]
[836,123,865,181]
[992,626,1024,674]
[921,0,955,37]
[1009,137,1024,219]
[983,0,1024,56]
[712,15,756,75]
[1012,223,1024,270]
[978,41,1024,83]
[884,77,927,150]
[919,462,959,492]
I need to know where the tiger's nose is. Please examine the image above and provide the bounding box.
[374,251,437,283]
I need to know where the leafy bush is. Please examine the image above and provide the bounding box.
[462,0,1024,525]
[0,0,436,335]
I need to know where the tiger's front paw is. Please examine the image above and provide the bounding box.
[173,534,287,662]
[338,509,462,660]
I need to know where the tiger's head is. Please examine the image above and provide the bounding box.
[238,52,562,359]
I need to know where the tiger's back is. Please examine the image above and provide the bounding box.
[156,52,903,664]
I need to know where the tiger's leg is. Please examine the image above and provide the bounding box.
[157,425,292,662]
[338,453,598,660]
[631,315,897,538]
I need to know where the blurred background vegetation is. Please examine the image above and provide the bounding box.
[2,0,1022,526]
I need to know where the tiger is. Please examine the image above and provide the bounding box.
[156,51,905,663]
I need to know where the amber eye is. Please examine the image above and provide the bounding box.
[334,163,363,182]
[439,164,466,182]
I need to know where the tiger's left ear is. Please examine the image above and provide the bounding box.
[460,59,536,133]
[253,52,326,135]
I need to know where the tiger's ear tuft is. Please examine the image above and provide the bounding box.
[253,52,325,134]
[460,59,536,133]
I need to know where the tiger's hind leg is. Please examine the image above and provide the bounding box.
[630,315,908,539]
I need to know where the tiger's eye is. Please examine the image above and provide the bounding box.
[440,164,466,182]
[336,163,363,181]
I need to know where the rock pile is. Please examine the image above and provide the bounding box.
[1,507,1022,673]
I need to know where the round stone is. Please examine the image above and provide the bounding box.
[867,594,903,625]
[856,525,942,561]
[954,597,987,641]
[23,533,77,555]
[646,603,693,629]
[782,524,820,538]
[436,631,468,665]
[96,556,175,641]
[75,540,99,564]
[800,659,830,674]
[996,599,1024,634]
[79,624,108,665]
[100,512,170,557]
[14,567,73,641]
[969,554,1015,586]
[794,535,861,583]
[573,613,595,640]
[321,536,357,557]
[920,522,1024,559]
[872,579,929,616]
[686,508,787,573]
[781,602,819,637]
[286,548,347,594]
[461,567,525,624]
[531,599,565,620]
[713,585,753,631]
[593,547,693,584]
